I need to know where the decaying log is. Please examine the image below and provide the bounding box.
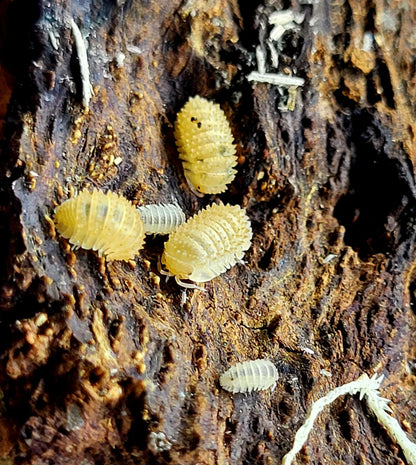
[0,0,415,464]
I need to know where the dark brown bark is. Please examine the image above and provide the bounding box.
[0,0,415,464]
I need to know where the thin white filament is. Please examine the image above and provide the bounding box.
[365,389,416,465]
[247,71,305,88]
[281,374,383,465]
[70,18,93,108]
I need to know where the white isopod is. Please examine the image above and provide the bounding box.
[137,204,186,235]
[220,359,279,394]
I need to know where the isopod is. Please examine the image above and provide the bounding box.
[137,204,186,235]
[54,189,145,261]
[161,202,252,287]
[174,95,237,195]
[220,359,279,394]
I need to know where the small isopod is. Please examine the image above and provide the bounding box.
[54,189,145,261]
[174,95,237,195]
[161,202,252,288]
[137,204,186,235]
[220,359,279,394]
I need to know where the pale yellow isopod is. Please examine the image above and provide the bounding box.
[54,189,145,261]
[174,96,237,195]
[161,202,252,288]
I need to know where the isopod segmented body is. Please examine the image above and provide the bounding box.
[137,204,186,235]
[174,96,237,195]
[161,202,252,286]
[54,189,145,261]
[220,359,279,394]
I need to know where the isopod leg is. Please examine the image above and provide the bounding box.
[175,277,206,292]
[157,257,171,281]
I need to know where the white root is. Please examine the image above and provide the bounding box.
[281,373,416,465]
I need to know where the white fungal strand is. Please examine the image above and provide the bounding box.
[137,204,186,235]
[365,387,416,465]
[280,372,416,465]
[281,373,391,465]
[268,10,296,26]
[247,71,305,88]
[220,359,279,394]
[70,18,93,109]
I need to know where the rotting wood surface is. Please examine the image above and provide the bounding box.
[0,1,415,464]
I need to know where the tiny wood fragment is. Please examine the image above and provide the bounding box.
[0,0,415,464]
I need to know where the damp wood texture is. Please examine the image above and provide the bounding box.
[0,1,415,465]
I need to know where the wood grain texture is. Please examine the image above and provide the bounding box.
[0,0,415,464]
